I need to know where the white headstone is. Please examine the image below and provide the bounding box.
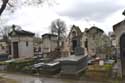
[99,60,104,66]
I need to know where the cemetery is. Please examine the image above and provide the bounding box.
[0,1,124,83]
[0,10,124,83]
[0,24,121,82]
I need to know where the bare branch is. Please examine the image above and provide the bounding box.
[0,0,9,16]
[7,2,14,7]
[50,18,66,48]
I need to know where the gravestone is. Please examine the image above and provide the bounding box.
[59,55,88,76]
[56,42,88,76]
[74,47,84,55]
[120,33,125,77]
[74,38,84,55]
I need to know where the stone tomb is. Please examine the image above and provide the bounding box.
[58,55,88,76]
[74,46,84,56]
[33,61,60,75]
[56,44,88,76]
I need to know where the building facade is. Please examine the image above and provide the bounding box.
[9,25,35,58]
[67,25,83,55]
[113,20,125,77]
[42,33,57,54]
[113,20,125,48]
[33,37,42,57]
[63,25,111,59]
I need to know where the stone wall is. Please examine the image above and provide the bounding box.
[42,36,57,53]
[10,36,34,58]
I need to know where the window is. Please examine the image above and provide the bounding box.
[26,41,29,47]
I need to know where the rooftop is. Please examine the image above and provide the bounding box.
[42,33,57,38]
[86,26,104,33]
[9,25,35,37]
[113,20,125,31]
[9,30,35,37]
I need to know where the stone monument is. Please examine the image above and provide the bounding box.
[56,40,88,76]
[74,39,84,55]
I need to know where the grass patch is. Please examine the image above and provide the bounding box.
[103,64,113,71]
[80,64,113,81]
[88,64,113,72]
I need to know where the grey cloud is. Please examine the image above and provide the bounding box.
[57,0,125,22]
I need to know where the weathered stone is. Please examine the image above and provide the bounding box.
[120,33,125,77]
[74,47,84,56]
[113,19,125,78]
[56,55,88,76]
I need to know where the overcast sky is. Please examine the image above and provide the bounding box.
[2,0,125,35]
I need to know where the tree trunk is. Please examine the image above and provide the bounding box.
[56,28,61,56]
[57,28,61,49]
[0,0,9,16]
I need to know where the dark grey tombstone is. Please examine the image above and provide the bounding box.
[74,47,84,56]
[56,38,88,77]
[120,33,125,77]
[59,55,88,77]
[74,39,84,56]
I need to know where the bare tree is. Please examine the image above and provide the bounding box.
[0,0,56,16]
[34,32,42,44]
[50,18,66,50]
[23,0,56,6]
[0,26,11,38]
[0,24,22,41]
